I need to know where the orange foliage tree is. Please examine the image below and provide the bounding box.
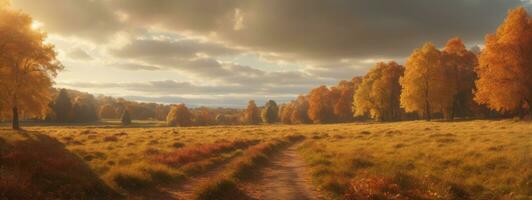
[442,38,478,119]
[354,62,404,121]
[308,86,334,123]
[400,43,456,120]
[166,104,193,127]
[243,100,261,124]
[99,104,117,119]
[475,7,532,117]
[193,107,216,126]
[279,103,294,124]
[291,95,311,124]
[0,4,62,129]
[331,78,361,122]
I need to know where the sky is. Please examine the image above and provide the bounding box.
[10,0,532,107]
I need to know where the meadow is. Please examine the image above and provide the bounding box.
[0,120,530,200]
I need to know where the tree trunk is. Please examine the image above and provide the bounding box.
[12,106,20,130]
[450,98,458,121]
[424,83,431,121]
[425,99,431,121]
[521,98,531,120]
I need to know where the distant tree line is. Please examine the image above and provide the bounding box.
[42,88,244,126]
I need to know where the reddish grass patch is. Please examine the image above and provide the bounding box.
[103,135,119,142]
[153,139,257,167]
[344,176,437,200]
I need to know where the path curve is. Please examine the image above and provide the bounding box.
[136,156,239,200]
[243,144,323,200]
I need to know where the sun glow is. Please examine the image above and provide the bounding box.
[31,20,43,30]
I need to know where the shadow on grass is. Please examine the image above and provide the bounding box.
[0,129,119,199]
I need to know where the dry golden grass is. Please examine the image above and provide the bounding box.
[297,120,531,199]
[1,120,530,199]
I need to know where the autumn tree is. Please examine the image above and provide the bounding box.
[155,104,171,121]
[279,103,295,124]
[400,43,456,120]
[331,77,362,122]
[0,5,62,129]
[475,7,532,118]
[71,95,99,123]
[52,89,72,122]
[291,95,310,124]
[442,38,478,119]
[243,100,261,124]
[308,86,334,123]
[166,104,193,127]
[193,107,216,126]
[121,110,131,126]
[261,100,279,123]
[99,104,117,119]
[331,81,350,122]
[354,62,404,121]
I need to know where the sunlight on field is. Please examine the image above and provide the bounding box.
[297,120,532,199]
[1,120,530,199]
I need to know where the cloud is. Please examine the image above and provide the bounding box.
[108,0,526,60]
[12,0,124,42]
[66,48,92,60]
[110,62,161,71]
[109,38,324,86]
[112,38,238,59]
[58,80,313,96]
[15,0,527,60]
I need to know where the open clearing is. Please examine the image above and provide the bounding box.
[1,120,531,199]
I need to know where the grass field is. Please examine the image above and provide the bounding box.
[1,120,530,200]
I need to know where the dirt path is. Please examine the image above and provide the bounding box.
[136,156,238,200]
[163,163,228,200]
[242,144,323,200]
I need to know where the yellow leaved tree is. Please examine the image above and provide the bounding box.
[0,4,62,129]
[400,43,455,120]
[354,62,404,121]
